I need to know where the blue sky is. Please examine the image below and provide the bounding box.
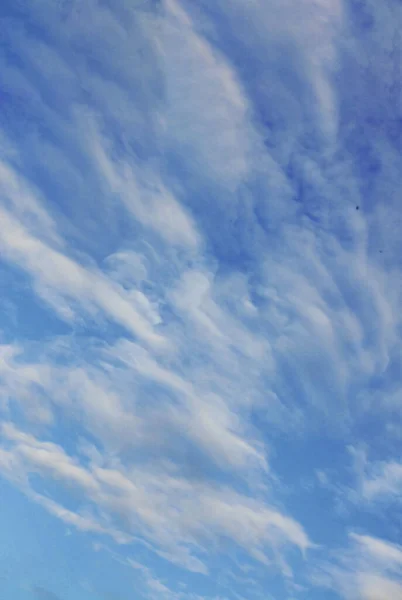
[0,0,402,598]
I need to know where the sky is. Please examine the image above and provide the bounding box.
[0,0,402,599]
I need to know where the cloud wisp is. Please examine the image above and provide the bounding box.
[1,0,402,599]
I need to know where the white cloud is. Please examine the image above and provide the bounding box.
[313,531,402,600]
[158,0,253,189]
[169,270,268,362]
[1,422,99,494]
[86,119,201,250]
[0,205,165,347]
[0,422,310,574]
[0,158,60,244]
[351,534,402,570]
[362,461,402,501]
[357,573,402,600]
[348,449,402,507]
[111,339,267,471]
[30,492,131,544]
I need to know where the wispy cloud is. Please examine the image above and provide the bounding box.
[1,0,402,599]
[313,532,402,600]
[0,418,309,574]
